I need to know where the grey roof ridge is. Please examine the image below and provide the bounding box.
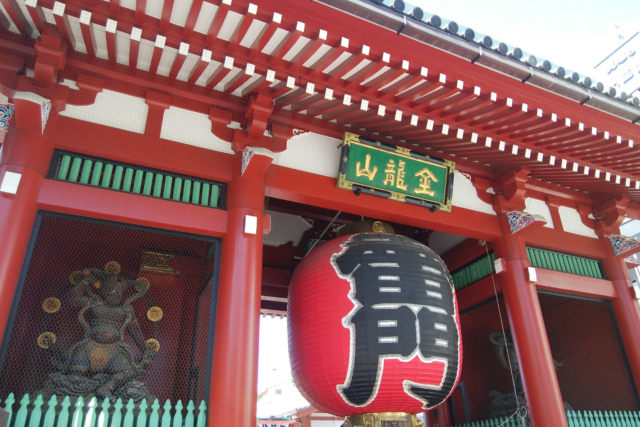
[315,0,640,124]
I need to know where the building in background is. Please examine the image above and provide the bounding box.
[593,21,640,98]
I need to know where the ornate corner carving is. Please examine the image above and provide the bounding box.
[0,104,15,133]
[507,210,547,234]
[610,235,640,257]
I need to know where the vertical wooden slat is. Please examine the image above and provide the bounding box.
[173,177,182,201]
[136,400,148,427]
[123,400,135,427]
[143,172,154,196]
[123,168,134,192]
[43,395,57,427]
[101,164,113,188]
[98,398,111,427]
[111,399,123,427]
[85,398,97,427]
[29,395,44,427]
[161,401,172,427]
[184,401,194,427]
[149,400,160,427]
[112,166,124,190]
[58,155,72,180]
[201,183,210,206]
[70,396,85,427]
[192,182,201,205]
[91,162,103,186]
[210,185,219,207]
[182,180,192,203]
[163,176,173,199]
[56,396,70,427]
[69,158,82,182]
[133,170,144,193]
[80,159,93,184]
[153,174,164,197]
[196,401,206,427]
[172,401,183,427]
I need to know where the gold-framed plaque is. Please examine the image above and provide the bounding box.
[337,132,455,212]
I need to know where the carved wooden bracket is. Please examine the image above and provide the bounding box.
[208,95,308,154]
[492,169,529,214]
[34,27,67,89]
[145,90,172,137]
[593,196,630,237]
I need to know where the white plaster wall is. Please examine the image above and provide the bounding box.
[277,132,342,177]
[160,106,234,154]
[524,197,554,228]
[451,171,495,215]
[559,206,598,238]
[61,90,148,134]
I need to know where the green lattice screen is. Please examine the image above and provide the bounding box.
[451,252,495,291]
[48,150,225,209]
[526,247,605,279]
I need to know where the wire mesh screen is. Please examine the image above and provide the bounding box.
[451,298,518,423]
[0,214,218,405]
[538,292,640,411]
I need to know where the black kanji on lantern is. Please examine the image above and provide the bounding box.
[332,233,460,409]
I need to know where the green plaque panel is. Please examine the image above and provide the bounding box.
[337,132,455,212]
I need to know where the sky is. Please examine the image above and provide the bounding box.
[256,0,640,396]
[409,0,640,81]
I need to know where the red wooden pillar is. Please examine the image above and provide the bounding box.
[0,99,55,346]
[434,401,451,427]
[492,213,568,427]
[423,410,435,427]
[208,150,273,427]
[601,241,640,389]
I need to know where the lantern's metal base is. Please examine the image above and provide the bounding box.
[342,413,423,427]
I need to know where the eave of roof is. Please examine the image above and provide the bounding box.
[317,0,640,124]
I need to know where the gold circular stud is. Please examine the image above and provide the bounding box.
[134,277,150,292]
[42,297,61,314]
[104,261,121,275]
[371,221,385,233]
[37,332,57,349]
[147,306,163,322]
[145,338,160,352]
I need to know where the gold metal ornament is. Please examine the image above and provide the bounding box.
[37,332,57,349]
[344,413,420,427]
[135,277,150,292]
[145,339,160,352]
[147,306,163,322]
[94,281,102,289]
[104,261,121,275]
[371,221,385,233]
[69,270,84,285]
[42,297,61,314]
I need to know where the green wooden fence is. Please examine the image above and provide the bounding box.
[451,252,495,291]
[452,410,640,427]
[52,152,223,209]
[1,393,206,427]
[526,247,605,279]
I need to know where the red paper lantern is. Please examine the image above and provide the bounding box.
[288,233,462,416]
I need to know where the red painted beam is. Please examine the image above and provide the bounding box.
[456,275,501,312]
[269,21,306,64]
[207,57,234,88]
[168,42,188,79]
[227,2,257,51]
[158,0,173,30]
[248,11,280,58]
[53,115,235,182]
[0,0,27,34]
[129,27,141,68]
[109,0,119,15]
[288,29,326,74]
[535,268,615,300]
[134,0,145,22]
[205,0,231,45]
[24,0,45,33]
[182,0,203,38]
[268,166,502,240]
[188,49,211,84]
[38,179,228,237]
[105,18,117,61]
[148,34,165,74]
